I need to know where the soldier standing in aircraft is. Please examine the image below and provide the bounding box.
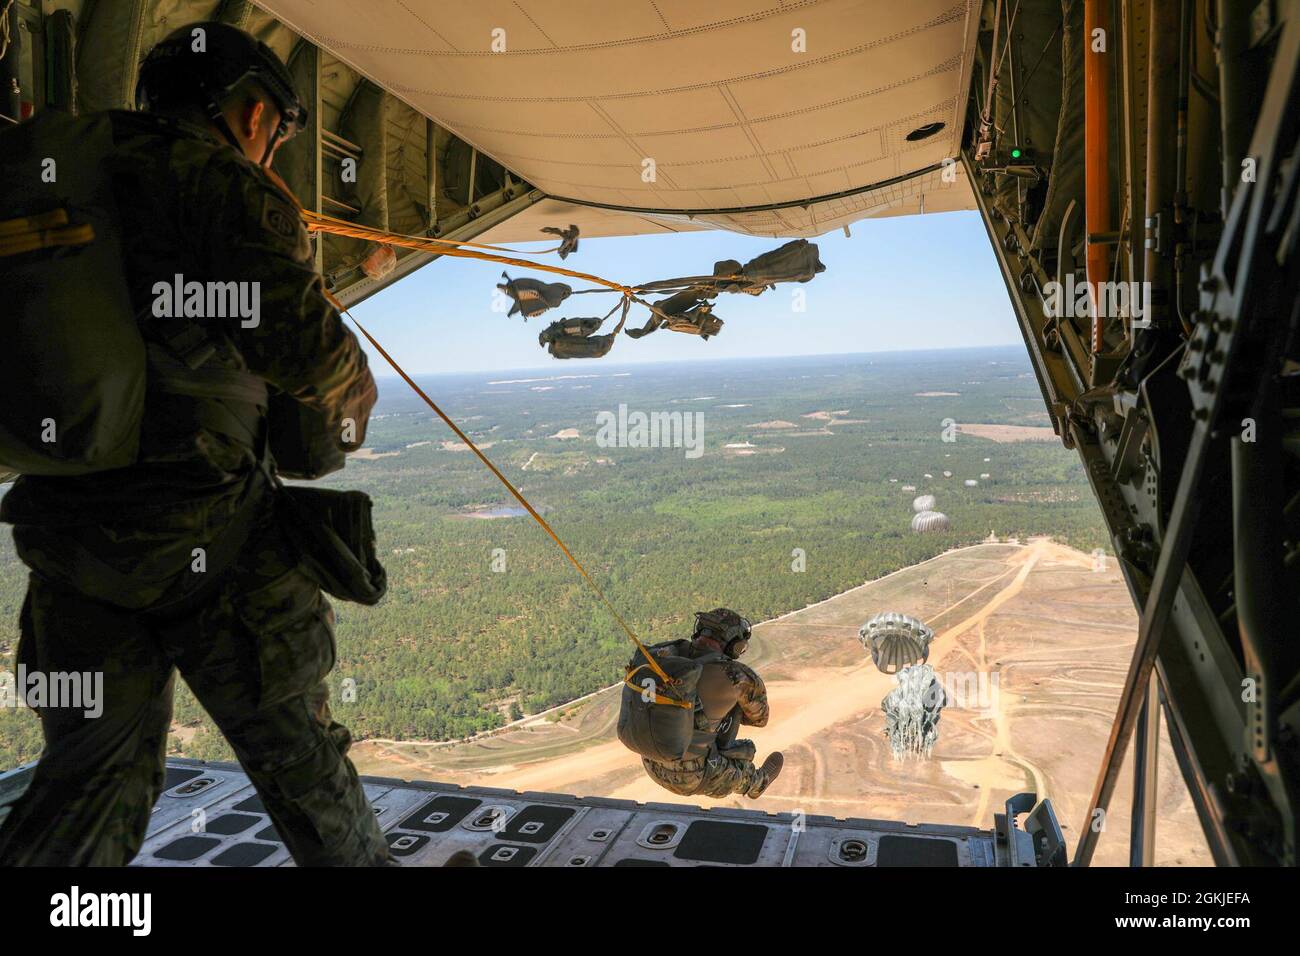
[638,609,783,799]
[0,22,388,866]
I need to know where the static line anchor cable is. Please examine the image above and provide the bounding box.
[303,210,642,296]
[301,211,747,329]
[325,292,688,706]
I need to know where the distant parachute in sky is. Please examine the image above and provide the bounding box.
[964,479,978,487]
[859,612,934,674]
[923,473,934,479]
[980,473,991,480]
[902,484,917,492]
[882,664,946,759]
[912,510,951,533]
[942,470,954,478]
[912,494,937,512]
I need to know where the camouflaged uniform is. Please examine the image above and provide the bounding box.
[0,110,385,866]
[640,639,772,798]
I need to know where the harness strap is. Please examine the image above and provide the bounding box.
[0,208,95,258]
[623,663,695,710]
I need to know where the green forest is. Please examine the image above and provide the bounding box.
[0,346,1113,765]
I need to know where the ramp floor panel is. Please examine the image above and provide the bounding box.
[0,758,1041,867]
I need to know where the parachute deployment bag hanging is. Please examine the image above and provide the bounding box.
[0,111,146,475]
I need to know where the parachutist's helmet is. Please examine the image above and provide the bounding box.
[136,22,308,152]
[693,608,752,659]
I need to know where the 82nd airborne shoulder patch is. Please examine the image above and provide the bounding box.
[261,190,299,241]
[257,186,312,262]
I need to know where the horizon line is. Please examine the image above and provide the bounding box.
[367,341,1028,381]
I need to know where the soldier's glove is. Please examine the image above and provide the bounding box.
[718,739,756,762]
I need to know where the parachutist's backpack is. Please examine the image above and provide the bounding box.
[617,642,724,762]
[0,109,269,480]
[0,111,146,476]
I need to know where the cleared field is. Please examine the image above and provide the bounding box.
[956,424,1058,442]
[351,540,1210,866]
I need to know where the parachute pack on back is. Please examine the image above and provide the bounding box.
[0,110,146,477]
[616,642,723,762]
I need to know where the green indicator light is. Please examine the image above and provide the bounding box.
[1011,148,1022,159]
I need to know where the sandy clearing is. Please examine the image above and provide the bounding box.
[348,448,401,460]
[441,440,497,452]
[349,537,1210,864]
[488,541,1055,803]
[957,423,1057,443]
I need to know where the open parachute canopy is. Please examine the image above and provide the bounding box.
[859,611,935,674]
[912,510,951,534]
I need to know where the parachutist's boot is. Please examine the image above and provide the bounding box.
[748,752,784,798]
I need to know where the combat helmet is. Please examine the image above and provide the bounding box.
[136,21,307,161]
[692,608,752,658]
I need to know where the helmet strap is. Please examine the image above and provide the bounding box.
[198,75,283,167]
[198,75,245,154]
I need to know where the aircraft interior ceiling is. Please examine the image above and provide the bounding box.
[253,0,980,238]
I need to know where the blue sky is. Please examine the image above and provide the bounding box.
[349,209,1018,376]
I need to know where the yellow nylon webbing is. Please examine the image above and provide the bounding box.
[0,208,69,236]
[303,210,641,296]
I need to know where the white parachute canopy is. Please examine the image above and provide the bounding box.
[859,611,935,674]
[942,470,954,478]
[912,494,937,512]
[980,473,991,479]
[911,510,951,533]
[902,484,917,492]
[964,479,978,487]
[882,664,946,760]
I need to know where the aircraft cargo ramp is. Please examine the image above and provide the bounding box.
[0,759,1063,868]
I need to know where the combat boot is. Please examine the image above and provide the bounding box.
[747,752,784,798]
